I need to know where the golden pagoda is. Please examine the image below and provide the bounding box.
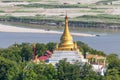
[48,14,88,65]
[55,15,78,51]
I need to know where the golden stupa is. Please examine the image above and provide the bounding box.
[48,14,88,65]
[55,15,78,51]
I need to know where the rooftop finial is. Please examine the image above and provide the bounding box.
[65,11,68,19]
[66,10,67,15]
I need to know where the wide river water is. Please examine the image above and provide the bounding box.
[0,22,120,56]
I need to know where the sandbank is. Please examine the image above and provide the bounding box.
[0,24,96,37]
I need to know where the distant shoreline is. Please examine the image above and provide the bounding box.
[0,24,96,37]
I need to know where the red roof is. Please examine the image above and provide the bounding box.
[46,50,52,55]
[38,50,52,61]
[39,56,48,61]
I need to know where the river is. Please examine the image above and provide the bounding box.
[0,22,120,56]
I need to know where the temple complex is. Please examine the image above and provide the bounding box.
[31,14,106,75]
[48,14,88,65]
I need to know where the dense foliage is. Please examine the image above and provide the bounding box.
[0,41,120,80]
[106,54,120,80]
[56,59,105,80]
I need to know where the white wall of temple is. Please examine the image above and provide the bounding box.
[48,51,88,64]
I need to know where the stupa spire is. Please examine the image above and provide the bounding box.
[61,13,73,43]
[55,13,75,50]
[64,12,70,36]
[33,43,37,60]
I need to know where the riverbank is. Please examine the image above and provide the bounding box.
[0,15,120,29]
[0,24,96,37]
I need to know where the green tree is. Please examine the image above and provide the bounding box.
[46,42,55,52]
[56,59,105,80]
[0,57,20,80]
[77,41,90,54]
[0,47,22,63]
[106,54,120,80]
[77,41,105,56]
[36,43,47,56]
[23,62,57,80]
[106,54,119,63]
[21,44,32,61]
[23,69,37,80]
[106,69,120,80]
